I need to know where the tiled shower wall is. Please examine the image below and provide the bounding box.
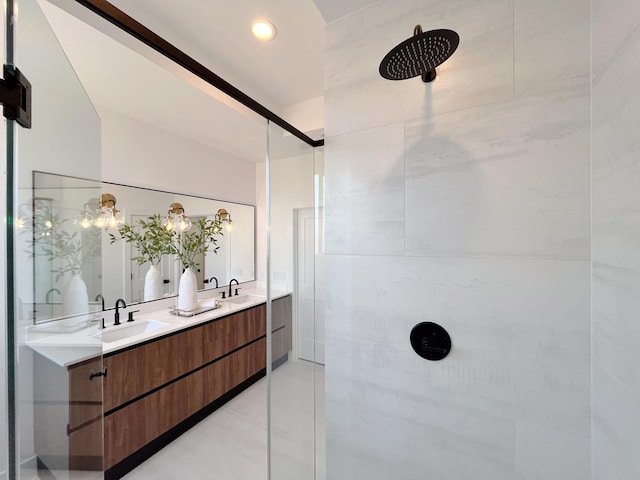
[591,1,640,478]
[323,1,591,479]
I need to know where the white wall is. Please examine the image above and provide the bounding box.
[256,148,315,293]
[99,108,257,205]
[99,107,258,304]
[324,1,591,479]
[591,2,640,478]
[270,154,315,292]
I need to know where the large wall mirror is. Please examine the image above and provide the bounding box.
[31,171,255,322]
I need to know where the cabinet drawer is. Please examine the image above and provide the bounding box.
[104,370,204,469]
[68,357,104,430]
[103,327,203,411]
[272,295,292,331]
[69,418,103,471]
[202,306,266,362]
[272,328,289,362]
[203,338,266,405]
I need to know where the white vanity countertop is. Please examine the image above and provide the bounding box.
[27,289,291,368]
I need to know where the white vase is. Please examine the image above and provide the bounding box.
[144,265,163,301]
[177,267,198,311]
[62,273,89,320]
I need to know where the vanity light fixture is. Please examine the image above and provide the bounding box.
[163,203,192,232]
[251,19,277,41]
[215,208,233,232]
[15,203,33,230]
[78,197,99,229]
[16,199,52,231]
[95,193,125,229]
[79,211,93,229]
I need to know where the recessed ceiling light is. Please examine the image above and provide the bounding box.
[251,19,277,41]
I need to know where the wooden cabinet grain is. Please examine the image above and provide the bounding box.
[68,357,104,470]
[103,327,203,411]
[103,303,272,475]
[202,304,266,363]
[203,338,266,405]
[104,371,204,468]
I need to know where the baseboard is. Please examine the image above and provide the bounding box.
[272,352,288,370]
[36,457,56,480]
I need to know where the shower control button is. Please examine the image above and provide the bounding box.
[410,322,451,361]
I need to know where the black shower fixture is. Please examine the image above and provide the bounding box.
[379,25,460,82]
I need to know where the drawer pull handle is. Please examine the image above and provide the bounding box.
[89,368,107,381]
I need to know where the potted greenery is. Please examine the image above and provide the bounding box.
[109,214,173,301]
[26,204,101,319]
[169,216,225,311]
[111,214,226,309]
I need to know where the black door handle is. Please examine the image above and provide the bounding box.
[89,368,107,381]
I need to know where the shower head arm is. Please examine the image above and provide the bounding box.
[414,25,436,83]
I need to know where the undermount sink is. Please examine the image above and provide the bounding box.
[92,320,169,343]
[224,294,265,305]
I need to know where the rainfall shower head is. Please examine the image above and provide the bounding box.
[379,25,459,82]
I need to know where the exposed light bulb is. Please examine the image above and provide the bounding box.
[80,214,93,229]
[178,216,192,232]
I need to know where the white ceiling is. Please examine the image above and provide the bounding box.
[106,0,327,114]
[312,0,377,23]
[42,0,269,162]
[40,0,376,162]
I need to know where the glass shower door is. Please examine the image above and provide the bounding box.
[5,0,104,477]
[267,121,324,479]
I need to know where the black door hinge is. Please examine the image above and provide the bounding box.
[0,65,31,128]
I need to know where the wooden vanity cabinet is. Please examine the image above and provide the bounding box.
[34,352,104,472]
[102,303,272,474]
[68,356,104,470]
[49,295,292,478]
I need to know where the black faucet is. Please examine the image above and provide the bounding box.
[45,288,60,304]
[209,276,218,289]
[228,278,239,298]
[114,298,127,326]
[95,294,105,311]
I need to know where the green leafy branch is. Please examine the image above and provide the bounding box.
[172,217,225,270]
[25,208,101,281]
[109,214,173,266]
[110,215,225,271]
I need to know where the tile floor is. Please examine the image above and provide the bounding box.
[122,359,325,480]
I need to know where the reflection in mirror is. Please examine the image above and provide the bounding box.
[100,180,255,308]
[28,171,103,324]
[31,172,256,315]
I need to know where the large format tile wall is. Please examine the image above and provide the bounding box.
[591,2,640,479]
[323,1,591,479]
